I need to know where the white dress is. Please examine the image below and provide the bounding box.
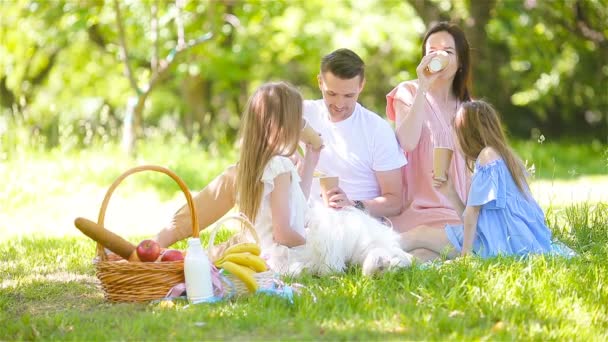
[256,155,308,273]
[254,155,412,276]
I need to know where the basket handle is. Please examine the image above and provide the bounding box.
[206,213,259,253]
[96,165,199,259]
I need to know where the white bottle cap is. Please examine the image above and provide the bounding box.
[188,237,202,247]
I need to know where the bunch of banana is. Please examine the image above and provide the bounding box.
[214,242,267,293]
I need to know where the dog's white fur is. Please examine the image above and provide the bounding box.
[287,205,413,276]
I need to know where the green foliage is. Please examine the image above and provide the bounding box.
[486,0,608,137]
[1,0,607,155]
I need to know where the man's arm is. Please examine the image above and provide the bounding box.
[360,168,403,217]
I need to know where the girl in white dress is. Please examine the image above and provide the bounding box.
[236,82,412,276]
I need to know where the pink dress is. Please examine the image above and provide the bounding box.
[386,80,470,232]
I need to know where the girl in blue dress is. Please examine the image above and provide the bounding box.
[400,100,553,259]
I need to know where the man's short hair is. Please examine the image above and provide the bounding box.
[320,48,365,80]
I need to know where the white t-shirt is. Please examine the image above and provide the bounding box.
[303,99,407,203]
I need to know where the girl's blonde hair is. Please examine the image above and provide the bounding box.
[454,100,529,195]
[236,82,303,222]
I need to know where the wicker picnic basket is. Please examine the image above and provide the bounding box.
[94,165,199,302]
[207,214,277,297]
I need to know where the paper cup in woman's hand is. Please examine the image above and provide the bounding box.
[433,147,453,181]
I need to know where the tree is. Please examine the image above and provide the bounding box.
[405,0,607,141]
[112,0,212,154]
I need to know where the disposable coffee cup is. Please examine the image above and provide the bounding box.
[319,176,339,206]
[427,51,449,73]
[300,119,323,149]
[433,147,453,181]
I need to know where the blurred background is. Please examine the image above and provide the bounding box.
[1,0,606,156]
[0,0,607,241]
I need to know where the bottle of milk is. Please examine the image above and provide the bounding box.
[184,238,214,303]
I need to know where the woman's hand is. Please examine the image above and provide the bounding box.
[415,53,443,93]
[432,172,457,199]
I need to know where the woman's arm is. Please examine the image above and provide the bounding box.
[446,190,466,218]
[270,172,306,247]
[461,205,480,256]
[433,176,465,217]
[394,55,442,152]
[394,90,427,152]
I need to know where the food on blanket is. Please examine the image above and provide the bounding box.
[161,249,184,262]
[222,242,261,257]
[74,217,137,260]
[136,239,161,262]
[220,261,258,293]
[217,252,268,272]
[215,241,266,292]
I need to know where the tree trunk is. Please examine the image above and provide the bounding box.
[121,97,138,154]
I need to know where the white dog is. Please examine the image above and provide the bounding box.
[287,205,413,276]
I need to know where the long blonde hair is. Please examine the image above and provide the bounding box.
[454,100,529,195]
[236,82,303,222]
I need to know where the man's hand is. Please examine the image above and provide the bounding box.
[325,186,353,209]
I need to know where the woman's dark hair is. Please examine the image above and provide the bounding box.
[422,22,472,102]
[320,48,365,81]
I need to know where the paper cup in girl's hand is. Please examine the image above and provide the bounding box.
[319,176,339,206]
[300,119,323,149]
[433,147,453,181]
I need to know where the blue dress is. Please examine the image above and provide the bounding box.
[445,158,553,257]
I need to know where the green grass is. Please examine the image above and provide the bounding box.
[1,138,608,339]
[512,139,607,179]
[1,203,607,340]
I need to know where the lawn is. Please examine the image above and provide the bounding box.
[1,139,607,340]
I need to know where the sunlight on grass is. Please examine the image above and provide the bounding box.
[1,139,607,339]
[531,176,608,207]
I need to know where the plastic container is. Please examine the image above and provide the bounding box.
[184,238,214,303]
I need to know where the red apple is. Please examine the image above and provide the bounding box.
[136,239,161,262]
[161,249,184,262]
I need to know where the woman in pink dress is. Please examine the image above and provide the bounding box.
[386,22,473,234]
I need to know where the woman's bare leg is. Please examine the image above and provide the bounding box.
[400,225,458,259]
[156,165,237,247]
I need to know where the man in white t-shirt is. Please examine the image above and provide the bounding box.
[156,49,407,247]
[303,48,406,218]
